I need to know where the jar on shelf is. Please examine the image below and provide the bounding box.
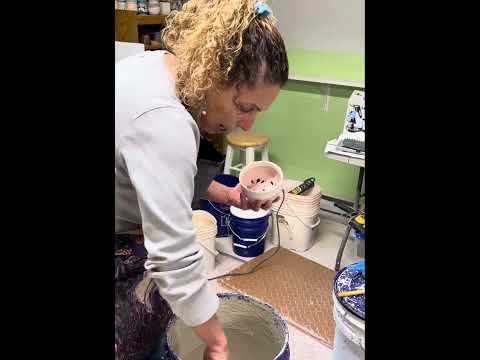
[159,1,171,15]
[137,0,148,14]
[126,0,138,11]
[148,0,160,15]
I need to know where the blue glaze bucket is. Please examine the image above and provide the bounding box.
[200,174,239,237]
[162,293,290,360]
[332,262,365,360]
[229,206,270,258]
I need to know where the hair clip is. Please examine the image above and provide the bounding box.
[255,0,272,17]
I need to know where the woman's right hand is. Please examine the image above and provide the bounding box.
[192,315,229,360]
[203,344,229,360]
[228,184,278,211]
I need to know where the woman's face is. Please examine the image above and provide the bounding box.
[199,81,281,134]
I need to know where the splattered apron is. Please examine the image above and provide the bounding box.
[115,234,172,360]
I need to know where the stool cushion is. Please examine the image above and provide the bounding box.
[226,132,269,147]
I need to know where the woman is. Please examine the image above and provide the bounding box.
[115,1,288,359]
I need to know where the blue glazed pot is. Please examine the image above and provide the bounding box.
[161,293,290,360]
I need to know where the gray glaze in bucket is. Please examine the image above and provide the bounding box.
[162,293,290,360]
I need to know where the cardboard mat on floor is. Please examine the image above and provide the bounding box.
[219,247,336,348]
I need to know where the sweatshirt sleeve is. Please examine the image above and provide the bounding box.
[118,106,219,327]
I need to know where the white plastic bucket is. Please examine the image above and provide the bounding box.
[269,179,321,251]
[192,210,217,229]
[271,179,322,211]
[195,227,217,241]
[270,212,320,251]
[192,210,217,250]
[332,292,365,360]
[192,210,218,274]
[274,200,321,217]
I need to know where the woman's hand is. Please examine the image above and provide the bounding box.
[192,315,229,360]
[204,181,278,211]
[227,184,277,211]
[203,344,229,360]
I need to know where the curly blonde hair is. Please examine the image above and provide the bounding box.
[162,0,288,109]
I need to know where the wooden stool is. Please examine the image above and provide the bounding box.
[224,132,269,175]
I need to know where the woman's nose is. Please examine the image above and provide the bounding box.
[238,113,256,131]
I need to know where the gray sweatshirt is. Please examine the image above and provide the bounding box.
[115,50,219,327]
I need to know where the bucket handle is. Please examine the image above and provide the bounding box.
[278,215,294,241]
[280,201,321,229]
[203,200,231,228]
[228,224,268,249]
[205,200,229,216]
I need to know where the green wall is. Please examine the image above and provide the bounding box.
[229,49,364,201]
[287,49,365,83]
[252,81,362,201]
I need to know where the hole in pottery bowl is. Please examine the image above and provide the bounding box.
[239,162,284,201]
[243,165,281,193]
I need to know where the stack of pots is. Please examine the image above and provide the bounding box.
[270,179,322,251]
[192,210,219,274]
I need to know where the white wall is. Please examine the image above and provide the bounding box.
[271,0,365,54]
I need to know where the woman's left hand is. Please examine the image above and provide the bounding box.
[227,184,277,211]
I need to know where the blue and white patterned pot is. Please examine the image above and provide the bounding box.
[160,293,290,360]
[334,262,365,320]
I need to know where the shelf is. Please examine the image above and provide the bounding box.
[136,14,167,26]
[289,74,364,88]
[325,152,365,168]
[285,49,365,110]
